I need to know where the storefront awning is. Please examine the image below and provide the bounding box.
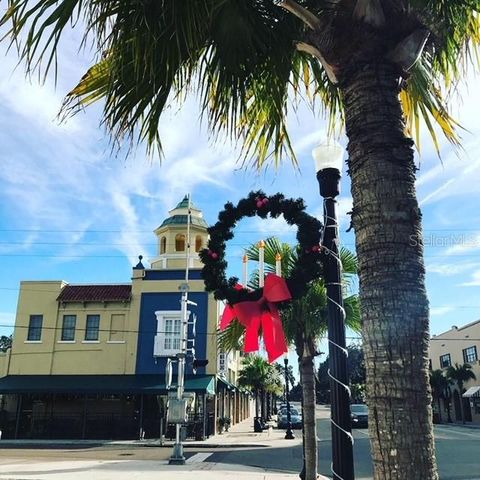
[462,386,480,398]
[217,376,238,392]
[0,374,215,395]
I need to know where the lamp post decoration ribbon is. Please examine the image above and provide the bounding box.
[200,191,324,363]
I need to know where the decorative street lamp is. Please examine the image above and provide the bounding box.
[283,353,295,439]
[313,140,355,480]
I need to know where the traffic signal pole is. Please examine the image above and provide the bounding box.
[169,194,192,465]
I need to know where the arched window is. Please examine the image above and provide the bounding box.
[160,237,167,254]
[175,234,185,252]
[195,235,203,252]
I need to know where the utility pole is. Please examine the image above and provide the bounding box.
[169,194,192,465]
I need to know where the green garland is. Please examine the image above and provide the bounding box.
[200,191,324,305]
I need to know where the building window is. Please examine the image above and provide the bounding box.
[195,235,203,252]
[160,236,167,254]
[175,234,185,252]
[164,317,181,350]
[27,315,43,341]
[463,346,478,364]
[440,353,451,368]
[154,311,186,356]
[109,314,125,341]
[61,315,76,341]
[85,314,100,341]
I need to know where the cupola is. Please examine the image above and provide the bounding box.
[150,195,209,270]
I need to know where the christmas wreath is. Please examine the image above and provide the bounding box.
[199,191,324,362]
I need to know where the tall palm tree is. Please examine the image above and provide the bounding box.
[429,369,448,424]
[238,354,279,421]
[275,362,295,390]
[446,363,477,424]
[219,237,360,479]
[2,2,479,478]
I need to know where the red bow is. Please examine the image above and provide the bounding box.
[220,273,290,363]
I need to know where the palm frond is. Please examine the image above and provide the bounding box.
[217,319,244,353]
[4,0,477,163]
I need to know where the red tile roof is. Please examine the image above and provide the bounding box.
[57,285,132,303]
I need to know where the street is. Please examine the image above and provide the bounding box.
[205,406,480,480]
[0,406,480,480]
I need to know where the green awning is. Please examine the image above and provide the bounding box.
[0,374,215,395]
[217,376,238,391]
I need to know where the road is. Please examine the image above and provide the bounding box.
[205,406,480,480]
[1,406,479,480]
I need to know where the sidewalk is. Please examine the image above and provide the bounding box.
[0,417,302,449]
[0,417,330,480]
[0,458,309,480]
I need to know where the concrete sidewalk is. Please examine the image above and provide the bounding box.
[0,417,302,449]
[0,417,330,480]
[0,458,306,480]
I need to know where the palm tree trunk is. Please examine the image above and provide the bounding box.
[458,382,464,424]
[300,351,318,480]
[437,397,442,424]
[342,62,437,480]
[261,389,266,421]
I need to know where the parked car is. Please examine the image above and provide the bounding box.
[277,408,303,429]
[350,403,368,428]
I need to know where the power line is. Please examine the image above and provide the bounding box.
[1,227,480,233]
[2,323,480,342]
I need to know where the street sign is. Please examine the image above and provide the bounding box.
[167,398,188,424]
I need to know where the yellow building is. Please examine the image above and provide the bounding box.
[430,320,480,424]
[0,196,250,440]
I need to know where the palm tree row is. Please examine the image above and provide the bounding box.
[430,364,477,424]
[237,354,283,424]
[2,2,480,478]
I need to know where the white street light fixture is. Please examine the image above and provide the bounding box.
[312,140,344,173]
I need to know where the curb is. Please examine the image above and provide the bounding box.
[0,441,270,450]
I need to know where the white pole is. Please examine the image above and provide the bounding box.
[242,254,248,285]
[170,194,191,465]
[275,253,282,277]
[258,240,265,287]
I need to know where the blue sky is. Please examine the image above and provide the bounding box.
[1,28,480,351]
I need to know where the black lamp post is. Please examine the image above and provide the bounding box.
[313,141,354,480]
[284,354,295,439]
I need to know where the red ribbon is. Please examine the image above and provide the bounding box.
[220,273,290,363]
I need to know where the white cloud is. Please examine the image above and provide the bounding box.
[459,270,480,287]
[337,197,353,229]
[427,261,480,276]
[249,215,296,237]
[430,306,455,317]
[445,233,480,256]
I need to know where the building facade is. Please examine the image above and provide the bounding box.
[0,197,251,440]
[430,320,480,424]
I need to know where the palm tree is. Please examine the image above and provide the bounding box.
[238,354,279,423]
[275,362,296,391]
[220,237,360,479]
[446,363,477,424]
[429,369,448,424]
[3,2,479,478]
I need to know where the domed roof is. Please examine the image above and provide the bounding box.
[157,195,208,229]
[159,215,208,228]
